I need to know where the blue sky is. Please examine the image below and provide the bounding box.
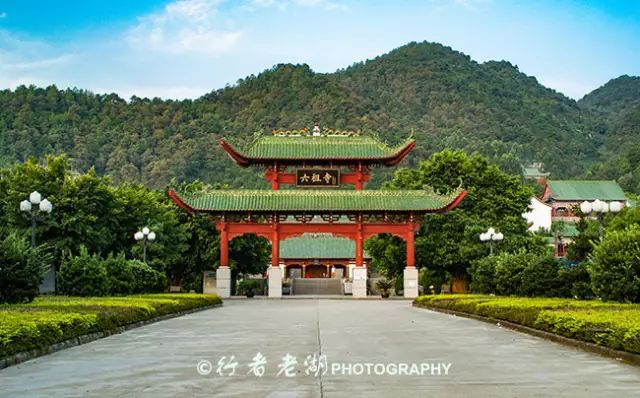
[0,0,638,100]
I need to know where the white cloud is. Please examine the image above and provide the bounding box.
[247,0,347,11]
[126,0,242,56]
[3,54,74,70]
[249,0,277,7]
[295,0,347,10]
[0,30,74,88]
[453,0,490,7]
[93,84,212,100]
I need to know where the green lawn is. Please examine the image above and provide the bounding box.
[414,295,640,354]
[0,294,222,359]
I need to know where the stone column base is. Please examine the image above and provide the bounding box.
[403,267,419,298]
[203,271,217,294]
[215,266,231,298]
[268,266,282,298]
[352,267,367,298]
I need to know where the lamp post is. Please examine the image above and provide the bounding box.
[134,227,156,263]
[479,227,504,255]
[579,200,623,239]
[20,191,53,247]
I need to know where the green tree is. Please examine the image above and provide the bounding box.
[110,184,188,278]
[103,252,135,295]
[364,234,406,278]
[57,247,109,297]
[494,251,530,296]
[588,225,640,302]
[519,255,563,297]
[230,234,270,276]
[606,204,640,232]
[0,155,122,277]
[565,217,599,261]
[169,180,219,292]
[383,150,537,282]
[0,234,51,303]
[469,255,498,294]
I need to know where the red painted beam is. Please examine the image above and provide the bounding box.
[264,171,371,188]
[216,222,415,242]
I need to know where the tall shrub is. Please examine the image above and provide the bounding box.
[469,255,499,294]
[0,234,51,303]
[589,225,640,302]
[495,251,531,296]
[57,247,108,296]
[104,253,135,295]
[519,255,562,297]
[128,260,167,293]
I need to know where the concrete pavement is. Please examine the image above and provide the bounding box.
[1,300,640,397]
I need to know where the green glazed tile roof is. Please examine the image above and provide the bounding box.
[280,234,370,259]
[547,180,626,201]
[171,189,463,213]
[225,135,414,160]
[523,167,550,177]
[562,223,579,237]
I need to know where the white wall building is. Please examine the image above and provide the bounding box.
[522,196,552,232]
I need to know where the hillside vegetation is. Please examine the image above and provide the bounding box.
[0,41,637,189]
[580,76,640,193]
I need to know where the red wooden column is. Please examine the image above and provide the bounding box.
[271,215,280,267]
[406,226,415,267]
[271,161,279,190]
[355,214,364,266]
[219,220,229,267]
[355,161,363,190]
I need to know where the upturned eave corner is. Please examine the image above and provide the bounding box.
[167,188,195,214]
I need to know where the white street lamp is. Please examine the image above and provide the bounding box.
[480,227,504,255]
[609,201,623,213]
[20,200,32,212]
[580,200,623,238]
[29,191,42,205]
[20,191,53,247]
[579,201,592,214]
[20,191,55,292]
[39,199,53,214]
[134,226,156,263]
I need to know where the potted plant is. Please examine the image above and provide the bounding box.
[282,279,291,295]
[239,279,261,298]
[376,279,393,298]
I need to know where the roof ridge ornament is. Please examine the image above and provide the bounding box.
[271,125,361,137]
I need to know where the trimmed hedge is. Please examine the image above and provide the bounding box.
[414,295,640,354]
[57,250,167,296]
[0,294,222,359]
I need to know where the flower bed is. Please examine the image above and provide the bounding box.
[0,294,221,359]
[414,295,640,354]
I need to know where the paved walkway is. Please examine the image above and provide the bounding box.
[2,300,640,397]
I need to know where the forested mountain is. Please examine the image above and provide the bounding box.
[0,41,636,189]
[580,76,640,193]
[579,75,640,122]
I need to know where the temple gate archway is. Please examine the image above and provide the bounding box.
[169,126,465,298]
